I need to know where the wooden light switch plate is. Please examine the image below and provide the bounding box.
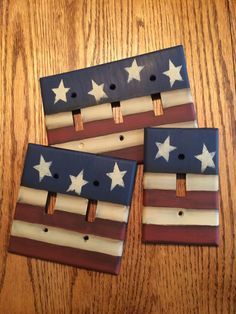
[142,128,219,245]
[40,45,197,163]
[8,144,137,274]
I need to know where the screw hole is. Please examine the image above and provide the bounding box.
[53,173,59,179]
[83,235,89,241]
[110,84,116,90]
[119,135,124,141]
[71,92,77,98]
[178,211,184,217]
[93,180,99,186]
[178,154,185,160]
[150,75,156,81]
[44,228,48,232]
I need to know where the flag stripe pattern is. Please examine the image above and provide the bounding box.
[40,46,197,162]
[9,144,137,274]
[142,128,219,245]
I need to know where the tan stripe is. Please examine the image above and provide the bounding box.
[11,220,123,256]
[142,207,219,226]
[81,103,113,123]
[143,173,176,190]
[186,174,219,191]
[120,96,153,116]
[52,128,144,153]
[52,119,196,153]
[160,88,193,108]
[55,193,88,215]
[96,201,129,222]
[45,112,74,130]
[18,186,48,207]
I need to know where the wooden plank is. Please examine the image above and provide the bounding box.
[143,190,219,209]
[53,128,144,153]
[45,112,74,130]
[96,202,129,222]
[14,203,127,240]
[9,237,121,274]
[11,220,124,256]
[143,172,176,190]
[142,207,219,226]
[142,225,219,245]
[120,96,153,116]
[81,103,113,123]
[186,174,219,191]
[54,193,88,215]
[160,88,193,108]
[17,186,48,207]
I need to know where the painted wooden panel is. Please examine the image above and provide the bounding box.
[144,128,218,174]
[40,46,197,162]
[21,144,136,205]
[40,46,190,114]
[143,128,219,246]
[47,103,196,145]
[8,144,137,274]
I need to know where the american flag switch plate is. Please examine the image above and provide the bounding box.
[8,144,137,274]
[143,128,219,245]
[40,45,197,163]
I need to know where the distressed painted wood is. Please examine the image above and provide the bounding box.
[41,46,197,162]
[143,128,219,245]
[8,144,137,274]
[1,0,235,313]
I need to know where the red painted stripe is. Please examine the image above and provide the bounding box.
[14,203,127,240]
[101,145,144,163]
[142,225,219,245]
[8,236,121,274]
[143,190,219,209]
[48,103,196,144]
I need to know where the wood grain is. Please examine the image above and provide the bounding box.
[0,0,235,313]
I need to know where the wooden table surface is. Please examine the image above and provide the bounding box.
[0,0,235,313]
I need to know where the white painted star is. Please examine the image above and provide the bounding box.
[67,170,88,195]
[163,59,183,87]
[125,59,144,83]
[195,144,216,173]
[155,136,177,162]
[106,162,127,191]
[88,80,108,102]
[33,155,53,182]
[52,79,70,104]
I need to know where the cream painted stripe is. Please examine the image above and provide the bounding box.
[186,174,219,191]
[143,173,176,190]
[54,193,88,215]
[96,201,129,222]
[11,220,123,256]
[18,186,48,207]
[81,103,113,123]
[45,112,74,130]
[52,120,196,153]
[120,96,153,116]
[53,129,144,153]
[160,88,193,108]
[142,207,219,226]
